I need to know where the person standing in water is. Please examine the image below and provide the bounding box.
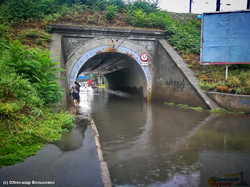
[70,81,80,107]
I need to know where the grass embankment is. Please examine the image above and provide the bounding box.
[0,18,74,167]
[0,43,74,167]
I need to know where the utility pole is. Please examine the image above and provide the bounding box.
[189,0,192,13]
[216,0,221,11]
[247,0,250,9]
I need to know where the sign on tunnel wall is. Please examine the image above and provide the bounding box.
[140,53,148,62]
[201,10,250,65]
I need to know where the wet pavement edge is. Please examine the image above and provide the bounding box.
[89,117,112,187]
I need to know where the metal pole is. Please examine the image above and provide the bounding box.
[189,0,192,13]
[247,0,250,9]
[216,0,221,11]
[225,65,229,80]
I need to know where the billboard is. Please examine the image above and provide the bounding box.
[201,11,250,65]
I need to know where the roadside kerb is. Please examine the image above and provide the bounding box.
[89,117,112,187]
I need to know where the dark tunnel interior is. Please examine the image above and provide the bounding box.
[77,52,147,97]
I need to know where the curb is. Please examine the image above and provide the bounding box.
[89,117,112,187]
[206,91,250,113]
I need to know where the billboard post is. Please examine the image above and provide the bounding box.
[225,65,228,80]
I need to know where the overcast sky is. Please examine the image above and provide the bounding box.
[158,0,248,13]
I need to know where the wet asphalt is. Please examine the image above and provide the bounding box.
[0,116,103,187]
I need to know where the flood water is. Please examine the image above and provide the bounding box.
[82,88,250,187]
[1,88,250,187]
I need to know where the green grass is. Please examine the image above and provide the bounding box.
[0,109,74,168]
[164,102,244,114]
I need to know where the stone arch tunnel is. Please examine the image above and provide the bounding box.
[66,38,152,100]
[49,25,218,109]
[78,51,148,97]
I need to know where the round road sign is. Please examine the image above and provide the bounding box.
[140,53,148,62]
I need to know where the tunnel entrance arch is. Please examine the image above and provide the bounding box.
[66,38,153,100]
[49,26,218,108]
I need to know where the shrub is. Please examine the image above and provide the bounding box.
[0,23,11,37]
[131,9,148,27]
[0,40,74,168]
[19,29,51,48]
[230,64,250,70]
[0,63,44,108]
[198,80,217,91]
[148,11,172,29]
[95,1,107,11]
[0,102,23,118]
[107,0,125,10]
[2,41,62,105]
[227,76,242,87]
[106,4,117,21]
[57,0,80,4]
[1,0,60,22]
[166,18,201,54]
[126,0,158,14]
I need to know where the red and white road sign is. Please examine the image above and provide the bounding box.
[140,53,148,62]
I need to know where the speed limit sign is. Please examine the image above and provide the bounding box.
[140,53,148,62]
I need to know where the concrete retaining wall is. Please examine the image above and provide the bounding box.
[206,92,250,113]
[152,39,218,109]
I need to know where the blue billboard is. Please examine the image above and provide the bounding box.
[201,11,250,64]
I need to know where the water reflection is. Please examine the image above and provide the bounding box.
[0,88,103,187]
[88,89,250,187]
[53,118,88,151]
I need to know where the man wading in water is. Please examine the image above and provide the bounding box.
[70,81,80,107]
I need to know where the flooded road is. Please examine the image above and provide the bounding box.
[0,90,103,187]
[1,88,250,187]
[86,88,250,187]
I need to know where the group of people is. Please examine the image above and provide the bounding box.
[70,81,81,107]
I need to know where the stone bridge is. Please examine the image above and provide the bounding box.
[49,25,217,109]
